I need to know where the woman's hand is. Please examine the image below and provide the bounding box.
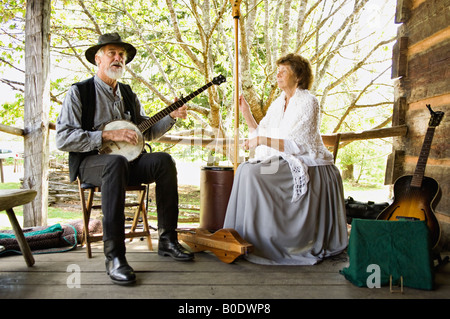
[239,95,251,114]
[243,136,285,152]
[238,95,258,131]
[242,137,259,151]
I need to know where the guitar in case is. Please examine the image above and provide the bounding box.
[377,104,444,248]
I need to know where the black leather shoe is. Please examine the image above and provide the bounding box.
[104,240,136,285]
[158,230,194,261]
[105,256,136,285]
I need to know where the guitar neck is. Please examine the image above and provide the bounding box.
[137,81,214,133]
[411,126,435,187]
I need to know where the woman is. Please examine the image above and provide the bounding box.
[224,53,348,265]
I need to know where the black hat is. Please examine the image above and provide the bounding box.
[85,32,137,65]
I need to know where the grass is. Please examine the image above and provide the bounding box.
[0,182,22,190]
[0,182,83,230]
[0,207,82,231]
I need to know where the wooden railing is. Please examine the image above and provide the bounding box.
[0,123,25,137]
[1,122,408,150]
[157,124,408,147]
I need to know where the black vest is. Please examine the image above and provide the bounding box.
[68,77,137,182]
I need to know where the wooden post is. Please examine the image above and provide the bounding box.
[23,0,51,227]
[391,37,408,79]
[230,0,241,173]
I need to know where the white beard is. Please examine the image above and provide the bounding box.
[105,65,124,80]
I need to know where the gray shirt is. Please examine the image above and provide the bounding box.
[56,75,176,153]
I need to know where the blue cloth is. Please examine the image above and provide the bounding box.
[0,223,62,239]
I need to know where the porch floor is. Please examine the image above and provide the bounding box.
[0,238,449,300]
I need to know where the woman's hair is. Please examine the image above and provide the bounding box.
[276,53,314,90]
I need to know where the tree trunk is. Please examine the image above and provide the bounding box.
[23,0,51,227]
[342,163,354,181]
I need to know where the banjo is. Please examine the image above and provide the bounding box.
[99,74,226,161]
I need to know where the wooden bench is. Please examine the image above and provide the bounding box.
[0,189,37,267]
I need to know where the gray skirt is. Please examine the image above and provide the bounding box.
[224,159,348,265]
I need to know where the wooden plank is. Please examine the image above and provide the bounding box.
[0,241,449,300]
[403,127,449,160]
[0,253,349,274]
[0,270,348,286]
[408,27,450,57]
[336,125,408,142]
[1,257,449,300]
[392,97,407,126]
[395,0,411,23]
[0,278,449,300]
[407,41,450,102]
[404,156,450,166]
[0,283,367,299]
[0,123,24,137]
[407,0,450,46]
[411,0,426,10]
[384,149,405,185]
[391,37,408,78]
[3,269,450,287]
[409,94,450,111]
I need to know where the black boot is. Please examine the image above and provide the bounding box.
[104,240,136,285]
[158,229,194,261]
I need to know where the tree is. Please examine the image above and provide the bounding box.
[2,0,397,175]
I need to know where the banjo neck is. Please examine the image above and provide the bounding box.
[99,75,226,161]
[137,80,215,134]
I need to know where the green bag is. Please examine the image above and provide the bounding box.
[341,219,434,290]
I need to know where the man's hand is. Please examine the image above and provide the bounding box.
[170,98,188,119]
[102,129,138,145]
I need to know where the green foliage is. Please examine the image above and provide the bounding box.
[0,0,398,185]
[337,138,392,184]
[0,97,23,125]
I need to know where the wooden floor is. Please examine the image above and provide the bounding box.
[0,238,449,301]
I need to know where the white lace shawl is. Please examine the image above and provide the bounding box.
[248,89,333,201]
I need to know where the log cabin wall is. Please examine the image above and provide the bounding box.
[388,0,450,249]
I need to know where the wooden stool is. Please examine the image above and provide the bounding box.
[77,179,153,258]
[0,189,37,267]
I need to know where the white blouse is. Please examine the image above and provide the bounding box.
[249,88,334,201]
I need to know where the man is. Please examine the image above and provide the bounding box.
[56,33,193,286]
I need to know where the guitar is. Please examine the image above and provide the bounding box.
[377,104,444,248]
[99,74,226,161]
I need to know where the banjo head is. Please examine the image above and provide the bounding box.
[100,120,144,161]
